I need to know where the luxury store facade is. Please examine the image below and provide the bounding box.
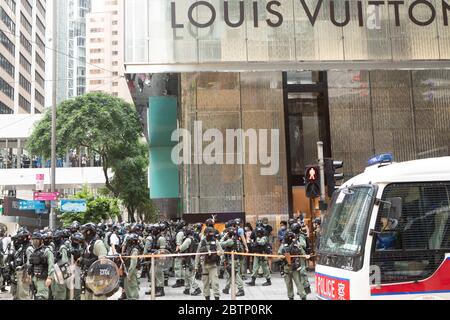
[124,0,450,225]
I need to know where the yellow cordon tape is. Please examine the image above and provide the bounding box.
[105,251,314,260]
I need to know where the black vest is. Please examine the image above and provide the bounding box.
[199,239,220,265]
[29,246,48,280]
[81,238,99,271]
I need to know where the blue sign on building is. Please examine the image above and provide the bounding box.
[18,200,46,211]
[60,200,87,213]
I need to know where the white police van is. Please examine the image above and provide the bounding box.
[315,155,450,300]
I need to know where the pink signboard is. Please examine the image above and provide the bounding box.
[34,192,60,201]
[36,174,44,181]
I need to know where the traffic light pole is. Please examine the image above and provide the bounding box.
[317,142,327,215]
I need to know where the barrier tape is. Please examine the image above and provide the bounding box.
[105,251,314,260]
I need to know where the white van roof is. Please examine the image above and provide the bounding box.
[343,157,450,186]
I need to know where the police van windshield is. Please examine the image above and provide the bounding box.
[320,186,375,256]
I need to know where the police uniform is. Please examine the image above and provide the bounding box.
[144,232,167,296]
[179,236,200,295]
[124,246,141,300]
[14,243,34,300]
[80,238,108,300]
[28,245,55,300]
[51,243,69,300]
[298,233,311,293]
[220,235,245,296]
[278,239,307,300]
[173,229,185,287]
[195,236,223,300]
[68,241,84,300]
[248,235,271,285]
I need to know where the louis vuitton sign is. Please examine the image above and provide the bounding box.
[170,0,450,29]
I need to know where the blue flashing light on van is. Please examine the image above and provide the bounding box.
[367,153,394,167]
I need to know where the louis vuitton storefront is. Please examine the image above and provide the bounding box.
[124,0,450,225]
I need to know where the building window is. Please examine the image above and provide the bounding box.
[36,34,45,53]
[20,53,31,74]
[0,76,14,99]
[5,0,16,12]
[19,73,31,93]
[0,7,15,33]
[0,100,13,114]
[35,89,44,106]
[112,61,118,66]
[19,94,31,113]
[112,82,118,87]
[22,0,32,16]
[36,52,45,70]
[35,71,44,89]
[0,52,15,77]
[20,12,32,35]
[20,33,32,54]
[0,30,15,55]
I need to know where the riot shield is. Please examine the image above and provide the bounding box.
[85,259,120,296]
[155,249,172,272]
[54,262,72,285]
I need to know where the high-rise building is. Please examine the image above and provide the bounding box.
[86,0,131,102]
[55,0,90,104]
[0,0,46,114]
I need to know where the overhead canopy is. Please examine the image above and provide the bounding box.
[0,115,43,139]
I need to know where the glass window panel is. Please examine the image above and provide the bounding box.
[389,0,439,60]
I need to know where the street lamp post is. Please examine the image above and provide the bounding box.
[50,0,58,230]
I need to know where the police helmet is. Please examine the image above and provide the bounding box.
[158,223,167,232]
[256,227,266,237]
[205,218,215,227]
[193,223,203,232]
[126,233,140,246]
[284,231,296,245]
[53,229,65,240]
[256,220,263,227]
[71,232,85,244]
[70,221,81,231]
[288,218,296,227]
[234,218,242,226]
[184,227,194,237]
[81,223,97,238]
[290,223,301,234]
[313,218,321,226]
[176,220,187,231]
[31,231,44,240]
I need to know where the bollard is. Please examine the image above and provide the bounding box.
[231,252,236,301]
[151,255,156,301]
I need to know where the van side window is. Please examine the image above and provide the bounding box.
[371,182,450,284]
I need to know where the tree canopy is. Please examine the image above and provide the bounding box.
[27,93,143,196]
[58,187,121,226]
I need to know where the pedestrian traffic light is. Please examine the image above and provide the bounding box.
[305,165,321,198]
[325,158,344,198]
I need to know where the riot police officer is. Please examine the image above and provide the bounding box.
[291,223,312,294]
[12,228,34,300]
[179,227,201,296]
[220,227,245,297]
[278,231,308,300]
[195,227,223,300]
[68,232,85,300]
[123,233,142,300]
[51,229,69,300]
[144,224,167,297]
[173,220,187,288]
[246,227,271,287]
[79,223,108,300]
[28,231,55,300]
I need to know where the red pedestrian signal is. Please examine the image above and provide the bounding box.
[305,165,321,198]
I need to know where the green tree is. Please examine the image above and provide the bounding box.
[58,187,121,227]
[111,141,159,223]
[26,93,143,196]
